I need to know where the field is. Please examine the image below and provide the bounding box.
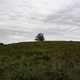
[0,41,80,80]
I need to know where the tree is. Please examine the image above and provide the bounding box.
[0,43,4,45]
[35,33,45,41]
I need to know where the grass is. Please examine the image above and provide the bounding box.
[0,41,80,80]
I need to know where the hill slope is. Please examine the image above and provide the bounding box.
[0,41,80,80]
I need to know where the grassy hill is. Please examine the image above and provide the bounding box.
[0,41,80,80]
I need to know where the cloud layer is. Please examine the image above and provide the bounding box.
[0,0,80,43]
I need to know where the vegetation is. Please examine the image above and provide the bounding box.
[0,41,80,80]
[35,33,45,41]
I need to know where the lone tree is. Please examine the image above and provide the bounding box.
[35,33,45,41]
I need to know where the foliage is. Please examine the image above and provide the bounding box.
[0,43,4,45]
[0,41,80,80]
[35,33,44,41]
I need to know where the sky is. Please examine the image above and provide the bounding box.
[0,0,80,44]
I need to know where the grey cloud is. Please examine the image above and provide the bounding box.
[45,1,80,27]
[0,29,34,44]
[0,0,80,43]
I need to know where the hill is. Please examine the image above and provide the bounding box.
[0,41,80,80]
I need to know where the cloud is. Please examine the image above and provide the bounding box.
[0,0,80,43]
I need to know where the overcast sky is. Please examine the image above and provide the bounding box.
[0,0,80,44]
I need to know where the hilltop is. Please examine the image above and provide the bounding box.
[0,41,80,80]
